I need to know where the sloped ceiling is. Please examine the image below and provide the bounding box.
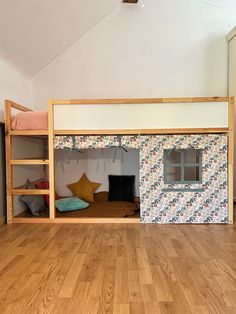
[0,0,235,79]
[0,0,120,78]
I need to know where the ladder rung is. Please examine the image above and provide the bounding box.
[11,189,50,195]
[11,159,49,165]
[10,130,48,136]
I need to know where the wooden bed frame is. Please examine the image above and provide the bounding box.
[5,97,234,224]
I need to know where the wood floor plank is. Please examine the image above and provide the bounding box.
[114,256,129,305]
[58,254,86,297]
[0,223,236,313]
[113,303,130,314]
[128,270,143,302]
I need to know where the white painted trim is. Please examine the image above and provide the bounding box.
[226,26,236,42]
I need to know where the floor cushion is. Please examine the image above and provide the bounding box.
[55,197,89,212]
[108,175,135,202]
[35,181,60,207]
[19,195,46,216]
[67,173,101,203]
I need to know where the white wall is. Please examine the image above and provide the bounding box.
[55,148,139,197]
[0,57,32,122]
[32,0,236,109]
[0,57,46,217]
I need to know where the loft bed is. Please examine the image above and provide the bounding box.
[4,97,234,224]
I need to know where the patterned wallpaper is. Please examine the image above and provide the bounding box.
[54,134,228,224]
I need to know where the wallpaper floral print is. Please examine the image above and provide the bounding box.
[54,134,228,224]
[54,135,119,149]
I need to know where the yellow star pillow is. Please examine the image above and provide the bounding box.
[67,173,101,203]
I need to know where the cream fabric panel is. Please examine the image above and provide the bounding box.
[54,102,228,130]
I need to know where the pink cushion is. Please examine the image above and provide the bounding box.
[11,111,48,130]
[35,181,60,207]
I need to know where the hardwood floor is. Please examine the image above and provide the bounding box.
[1,223,236,313]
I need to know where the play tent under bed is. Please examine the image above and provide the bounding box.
[5,97,234,224]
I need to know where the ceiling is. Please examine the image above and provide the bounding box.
[0,0,236,79]
[0,0,120,78]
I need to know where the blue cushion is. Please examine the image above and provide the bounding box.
[55,197,89,212]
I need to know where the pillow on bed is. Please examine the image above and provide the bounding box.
[108,175,135,202]
[11,111,48,130]
[67,173,101,203]
[19,195,46,216]
[55,197,89,212]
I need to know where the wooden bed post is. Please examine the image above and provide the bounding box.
[48,100,55,220]
[228,96,234,224]
[5,100,13,223]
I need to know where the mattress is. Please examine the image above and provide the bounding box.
[11,111,48,130]
[16,192,140,218]
[56,192,140,218]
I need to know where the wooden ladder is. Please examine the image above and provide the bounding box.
[4,100,52,223]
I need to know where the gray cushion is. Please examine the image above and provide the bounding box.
[19,195,45,216]
[25,179,35,189]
